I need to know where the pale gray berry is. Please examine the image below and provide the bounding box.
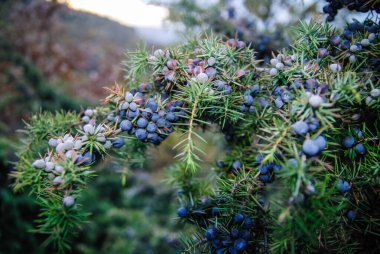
[45,162,55,172]
[96,135,106,143]
[83,124,95,134]
[81,135,88,142]
[53,176,63,185]
[62,141,74,150]
[352,114,360,121]
[56,143,65,153]
[350,45,359,52]
[63,196,75,207]
[104,140,112,149]
[32,159,46,169]
[125,92,134,102]
[269,68,278,76]
[368,33,376,42]
[153,49,164,58]
[48,138,58,147]
[275,63,284,69]
[107,114,115,121]
[65,150,73,159]
[361,39,370,46]
[370,88,380,97]
[277,54,284,61]
[55,165,64,173]
[270,58,279,66]
[84,109,94,117]
[196,73,208,83]
[82,116,90,123]
[207,57,216,66]
[74,140,82,150]
[329,63,341,73]
[309,95,323,108]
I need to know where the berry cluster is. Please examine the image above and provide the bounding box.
[177,202,256,253]
[204,215,253,254]
[268,53,296,76]
[30,108,118,208]
[323,0,380,21]
[107,89,185,144]
[239,85,260,112]
[342,128,366,156]
[255,154,282,183]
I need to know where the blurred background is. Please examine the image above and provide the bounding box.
[0,0,367,253]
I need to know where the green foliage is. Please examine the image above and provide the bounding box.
[10,13,380,254]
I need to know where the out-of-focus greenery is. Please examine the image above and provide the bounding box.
[0,1,184,253]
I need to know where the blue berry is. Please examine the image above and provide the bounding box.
[119,110,126,118]
[275,97,284,108]
[151,113,159,122]
[244,95,254,106]
[239,105,249,112]
[129,102,138,111]
[177,206,188,217]
[166,112,176,122]
[147,133,160,144]
[239,230,250,240]
[259,174,270,183]
[258,164,270,174]
[347,210,356,221]
[146,100,158,112]
[135,129,147,140]
[147,123,157,133]
[234,239,247,251]
[120,120,133,132]
[231,229,240,238]
[137,117,148,128]
[250,84,260,94]
[330,35,341,46]
[337,180,351,192]
[156,118,166,128]
[232,160,242,171]
[125,92,134,102]
[306,117,320,131]
[255,154,263,163]
[211,207,220,216]
[355,143,366,155]
[302,139,320,157]
[314,135,326,152]
[75,152,95,165]
[127,109,140,119]
[234,213,245,223]
[343,136,355,148]
[272,163,282,171]
[82,151,95,165]
[292,121,309,135]
[243,217,253,229]
[141,108,153,119]
[353,128,363,138]
[112,138,125,148]
[224,85,232,95]
[205,227,218,240]
[288,158,298,167]
[281,92,293,102]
